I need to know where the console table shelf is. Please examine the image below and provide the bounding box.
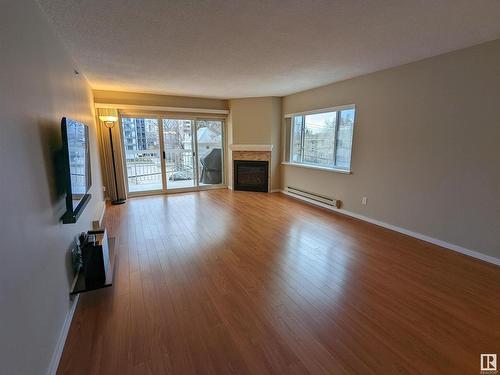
[70,237,116,295]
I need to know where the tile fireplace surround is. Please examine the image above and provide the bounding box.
[230,144,273,192]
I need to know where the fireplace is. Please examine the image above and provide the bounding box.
[233,160,269,192]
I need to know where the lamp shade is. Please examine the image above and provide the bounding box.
[98,107,118,123]
[99,115,118,122]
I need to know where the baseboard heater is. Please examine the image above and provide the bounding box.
[286,186,341,209]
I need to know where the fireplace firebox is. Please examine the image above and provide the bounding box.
[233,160,269,192]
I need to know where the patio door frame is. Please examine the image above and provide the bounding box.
[161,115,198,192]
[118,111,226,197]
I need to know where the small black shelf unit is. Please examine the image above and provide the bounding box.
[70,236,116,295]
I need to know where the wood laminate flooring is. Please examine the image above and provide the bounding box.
[58,190,500,374]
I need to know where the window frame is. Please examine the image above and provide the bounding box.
[287,104,356,174]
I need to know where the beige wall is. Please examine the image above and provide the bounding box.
[230,97,277,144]
[0,1,105,374]
[229,97,282,190]
[282,40,500,259]
[270,98,282,192]
[94,89,228,110]
[226,109,234,189]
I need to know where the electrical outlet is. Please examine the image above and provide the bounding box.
[102,186,106,192]
[92,220,101,230]
[362,197,367,205]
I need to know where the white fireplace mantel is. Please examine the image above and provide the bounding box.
[230,144,273,152]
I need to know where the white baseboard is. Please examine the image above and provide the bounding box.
[47,294,80,375]
[281,190,500,266]
[92,200,106,230]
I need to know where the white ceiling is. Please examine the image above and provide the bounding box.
[38,0,500,99]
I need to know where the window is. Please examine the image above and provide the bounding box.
[290,106,355,172]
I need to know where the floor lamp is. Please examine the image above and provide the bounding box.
[99,114,126,205]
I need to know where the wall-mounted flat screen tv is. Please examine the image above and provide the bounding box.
[61,117,92,224]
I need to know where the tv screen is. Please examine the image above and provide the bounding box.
[61,117,92,223]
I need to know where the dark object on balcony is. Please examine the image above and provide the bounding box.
[233,160,268,192]
[200,148,222,184]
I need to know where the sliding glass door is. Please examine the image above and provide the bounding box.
[120,115,224,195]
[162,119,196,189]
[121,117,163,193]
[196,120,223,186]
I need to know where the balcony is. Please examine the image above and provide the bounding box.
[124,149,196,192]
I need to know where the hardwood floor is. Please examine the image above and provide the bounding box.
[58,190,500,375]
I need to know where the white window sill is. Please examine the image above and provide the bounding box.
[281,162,352,174]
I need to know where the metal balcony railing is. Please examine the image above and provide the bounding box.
[124,149,194,186]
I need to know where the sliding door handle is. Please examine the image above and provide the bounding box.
[162,151,166,160]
